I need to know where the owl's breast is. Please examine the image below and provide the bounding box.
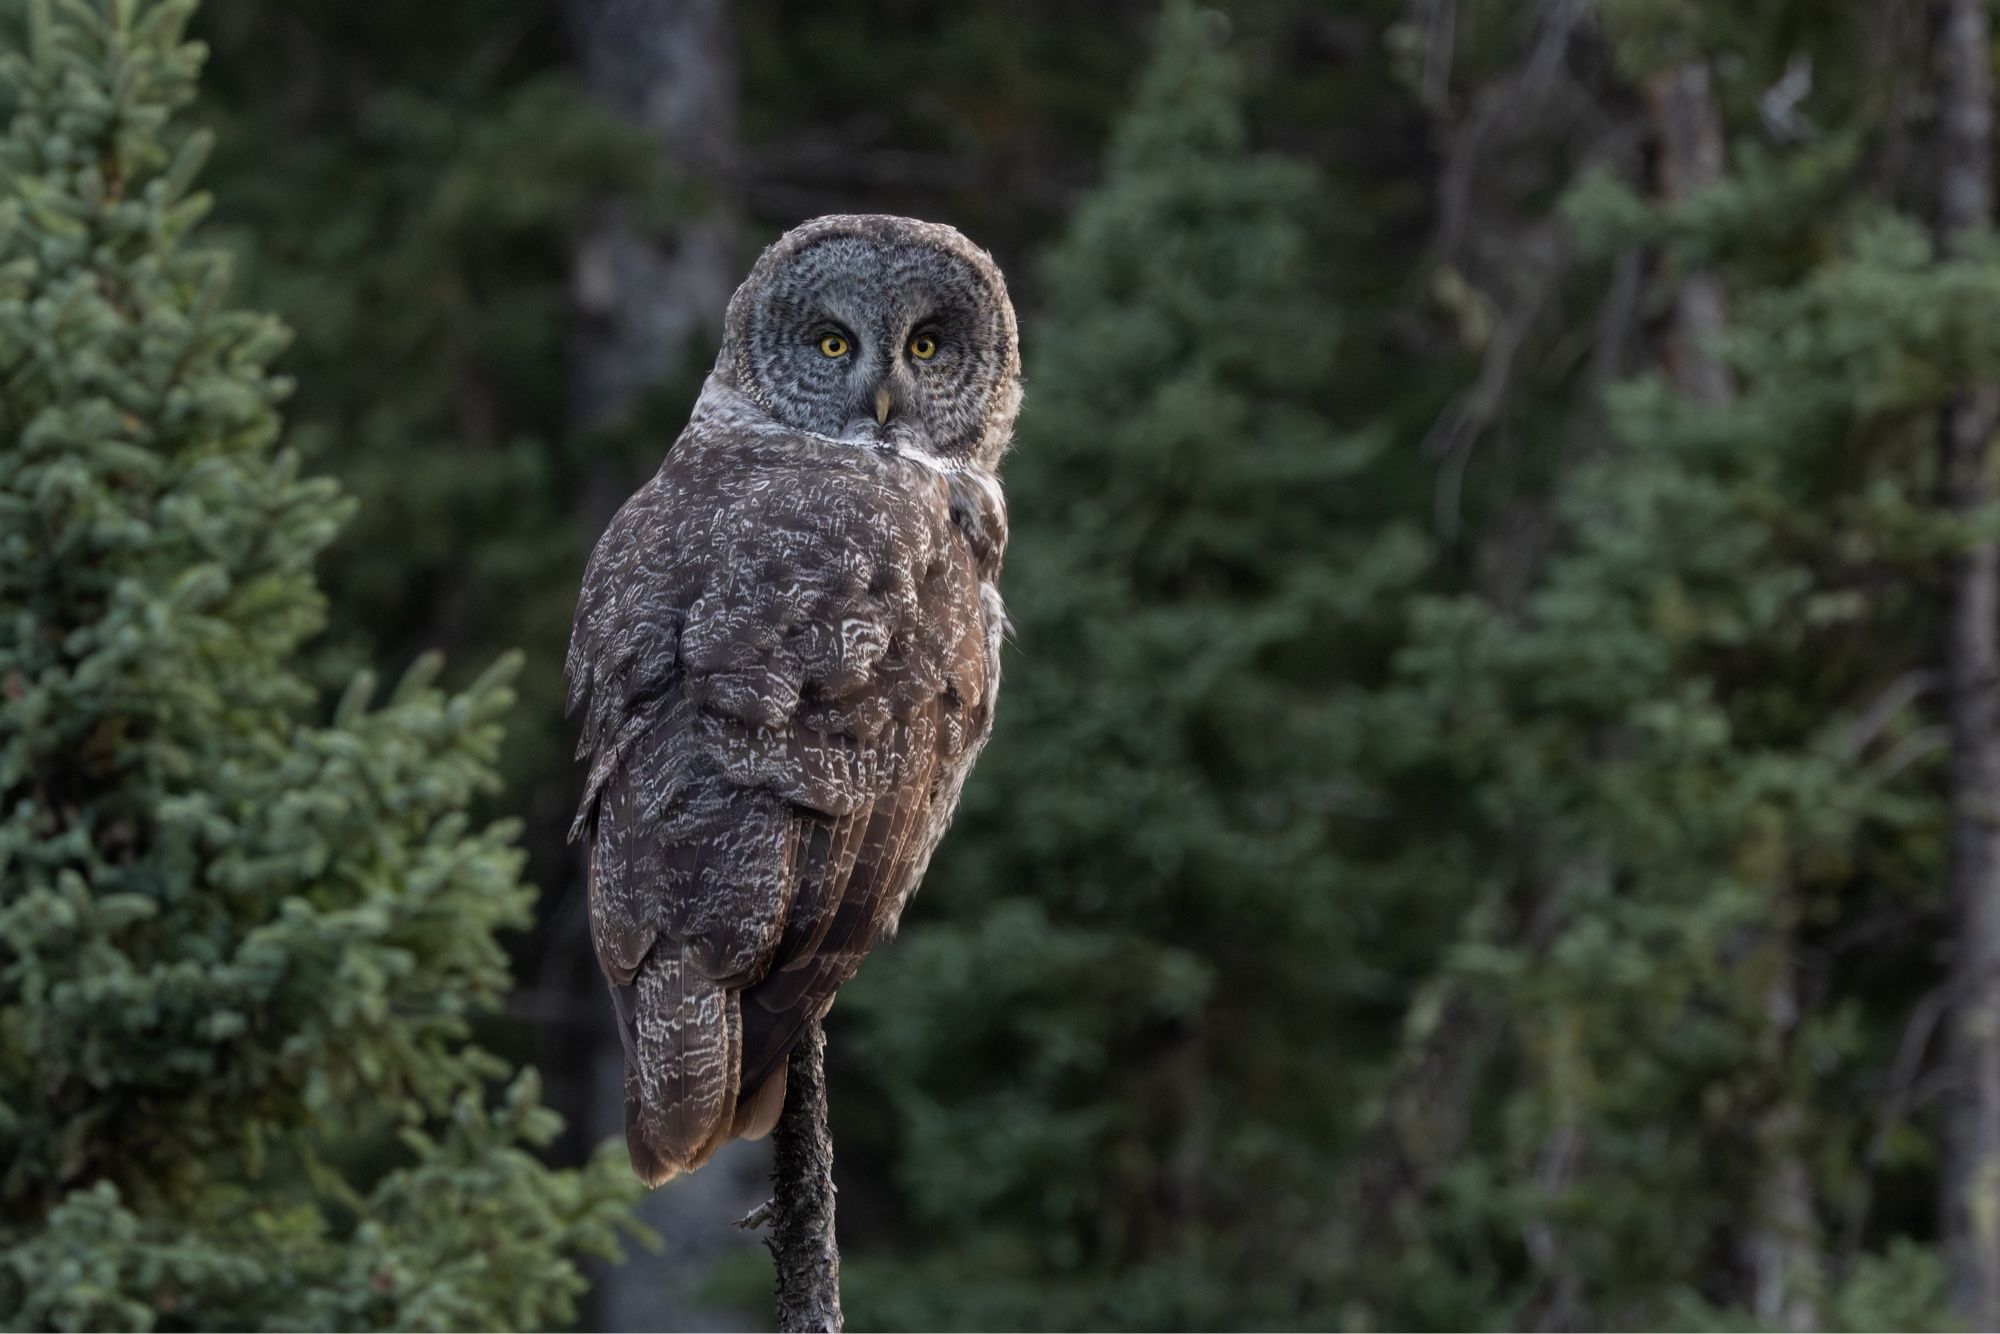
[649,430,994,784]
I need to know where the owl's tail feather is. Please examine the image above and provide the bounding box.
[626,947,742,1186]
[624,1082,681,1188]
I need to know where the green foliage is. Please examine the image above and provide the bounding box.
[845,2,1987,1329]
[191,3,662,874]
[841,4,1434,1326]
[0,2,636,1327]
[16,0,1986,1328]
[1307,14,1988,1327]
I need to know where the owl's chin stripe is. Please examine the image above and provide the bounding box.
[816,420,968,476]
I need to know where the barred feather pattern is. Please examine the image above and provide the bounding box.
[567,215,1017,1185]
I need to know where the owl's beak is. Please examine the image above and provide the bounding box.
[873,384,893,426]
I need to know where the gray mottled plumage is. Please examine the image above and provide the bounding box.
[566,215,1019,1185]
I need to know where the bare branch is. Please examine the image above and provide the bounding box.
[1841,986,1951,1265]
[1758,53,1815,143]
[768,1020,842,1333]
[1833,670,1939,760]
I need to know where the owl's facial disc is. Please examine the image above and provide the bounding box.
[731,225,1015,459]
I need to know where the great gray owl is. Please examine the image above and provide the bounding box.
[566,214,1019,1185]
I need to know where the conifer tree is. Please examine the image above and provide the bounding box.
[838,5,1432,1326]
[0,2,634,1327]
[1339,8,1987,1325]
[842,4,2000,1329]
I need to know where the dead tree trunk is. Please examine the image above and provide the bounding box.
[1936,0,2000,1325]
[767,1020,844,1333]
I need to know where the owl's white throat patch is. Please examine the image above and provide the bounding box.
[831,424,961,477]
[698,376,973,477]
[887,438,967,476]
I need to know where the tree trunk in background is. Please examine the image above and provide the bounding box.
[1648,60,1821,1330]
[567,0,742,526]
[1646,63,1733,411]
[560,5,766,1330]
[1937,0,2000,1325]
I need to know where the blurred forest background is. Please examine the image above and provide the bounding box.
[17,0,2000,1328]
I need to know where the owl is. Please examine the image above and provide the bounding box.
[565,214,1020,1185]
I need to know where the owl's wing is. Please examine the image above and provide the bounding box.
[568,437,997,1180]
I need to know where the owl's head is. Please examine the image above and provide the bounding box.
[721,214,1021,468]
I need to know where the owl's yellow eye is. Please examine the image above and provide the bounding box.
[908,333,938,361]
[818,334,849,358]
